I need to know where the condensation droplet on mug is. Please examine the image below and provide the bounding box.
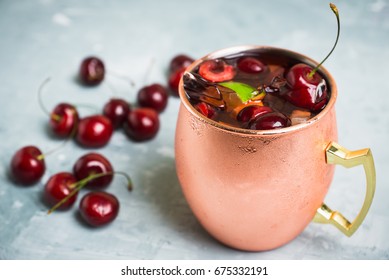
[190,115,205,136]
[238,136,257,154]
[238,145,257,154]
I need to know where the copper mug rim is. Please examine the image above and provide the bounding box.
[178,45,338,136]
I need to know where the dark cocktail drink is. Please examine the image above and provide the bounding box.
[183,49,329,130]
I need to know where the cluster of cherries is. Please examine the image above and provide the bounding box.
[187,3,340,131]
[190,57,328,130]
[9,54,194,227]
[45,152,130,227]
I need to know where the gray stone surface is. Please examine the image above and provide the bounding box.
[0,0,388,259]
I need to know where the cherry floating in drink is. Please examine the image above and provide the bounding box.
[183,3,340,131]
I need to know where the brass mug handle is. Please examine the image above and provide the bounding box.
[313,142,376,236]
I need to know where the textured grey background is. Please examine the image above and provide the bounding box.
[0,0,388,259]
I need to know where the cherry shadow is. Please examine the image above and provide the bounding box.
[5,168,40,189]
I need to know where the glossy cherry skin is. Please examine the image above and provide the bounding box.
[168,67,186,97]
[194,102,216,119]
[10,146,45,185]
[237,105,273,123]
[123,108,159,141]
[73,153,113,189]
[285,63,328,111]
[249,112,291,130]
[50,103,79,137]
[44,172,78,209]
[103,98,131,129]
[76,115,113,148]
[198,59,235,82]
[137,83,168,113]
[237,57,266,74]
[79,56,105,86]
[169,54,194,72]
[79,191,119,227]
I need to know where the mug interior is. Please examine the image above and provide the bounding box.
[178,45,338,136]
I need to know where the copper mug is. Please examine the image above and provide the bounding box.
[175,46,376,251]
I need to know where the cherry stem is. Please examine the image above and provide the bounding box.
[107,70,136,87]
[142,57,155,85]
[47,171,133,215]
[38,77,61,120]
[72,103,100,114]
[308,3,340,78]
[37,122,78,161]
[38,77,100,117]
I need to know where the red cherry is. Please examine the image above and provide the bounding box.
[169,54,194,72]
[284,63,328,111]
[44,172,78,209]
[123,108,159,141]
[10,146,45,185]
[73,152,113,189]
[50,103,79,137]
[137,83,168,113]
[102,98,131,129]
[249,112,291,130]
[79,191,119,227]
[79,56,105,86]
[237,57,266,74]
[237,105,273,123]
[168,67,186,97]
[76,115,113,148]
[198,59,235,82]
[10,147,45,186]
[282,3,339,112]
[194,102,216,119]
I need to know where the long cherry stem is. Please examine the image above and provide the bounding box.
[107,70,136,87]
[142,57,155,86]
[308,3,340,78]
[38,77,100,117]
[38,77,58,119]
[36,122,78,161]
[36,78,78,161]
[47,171,133,214]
